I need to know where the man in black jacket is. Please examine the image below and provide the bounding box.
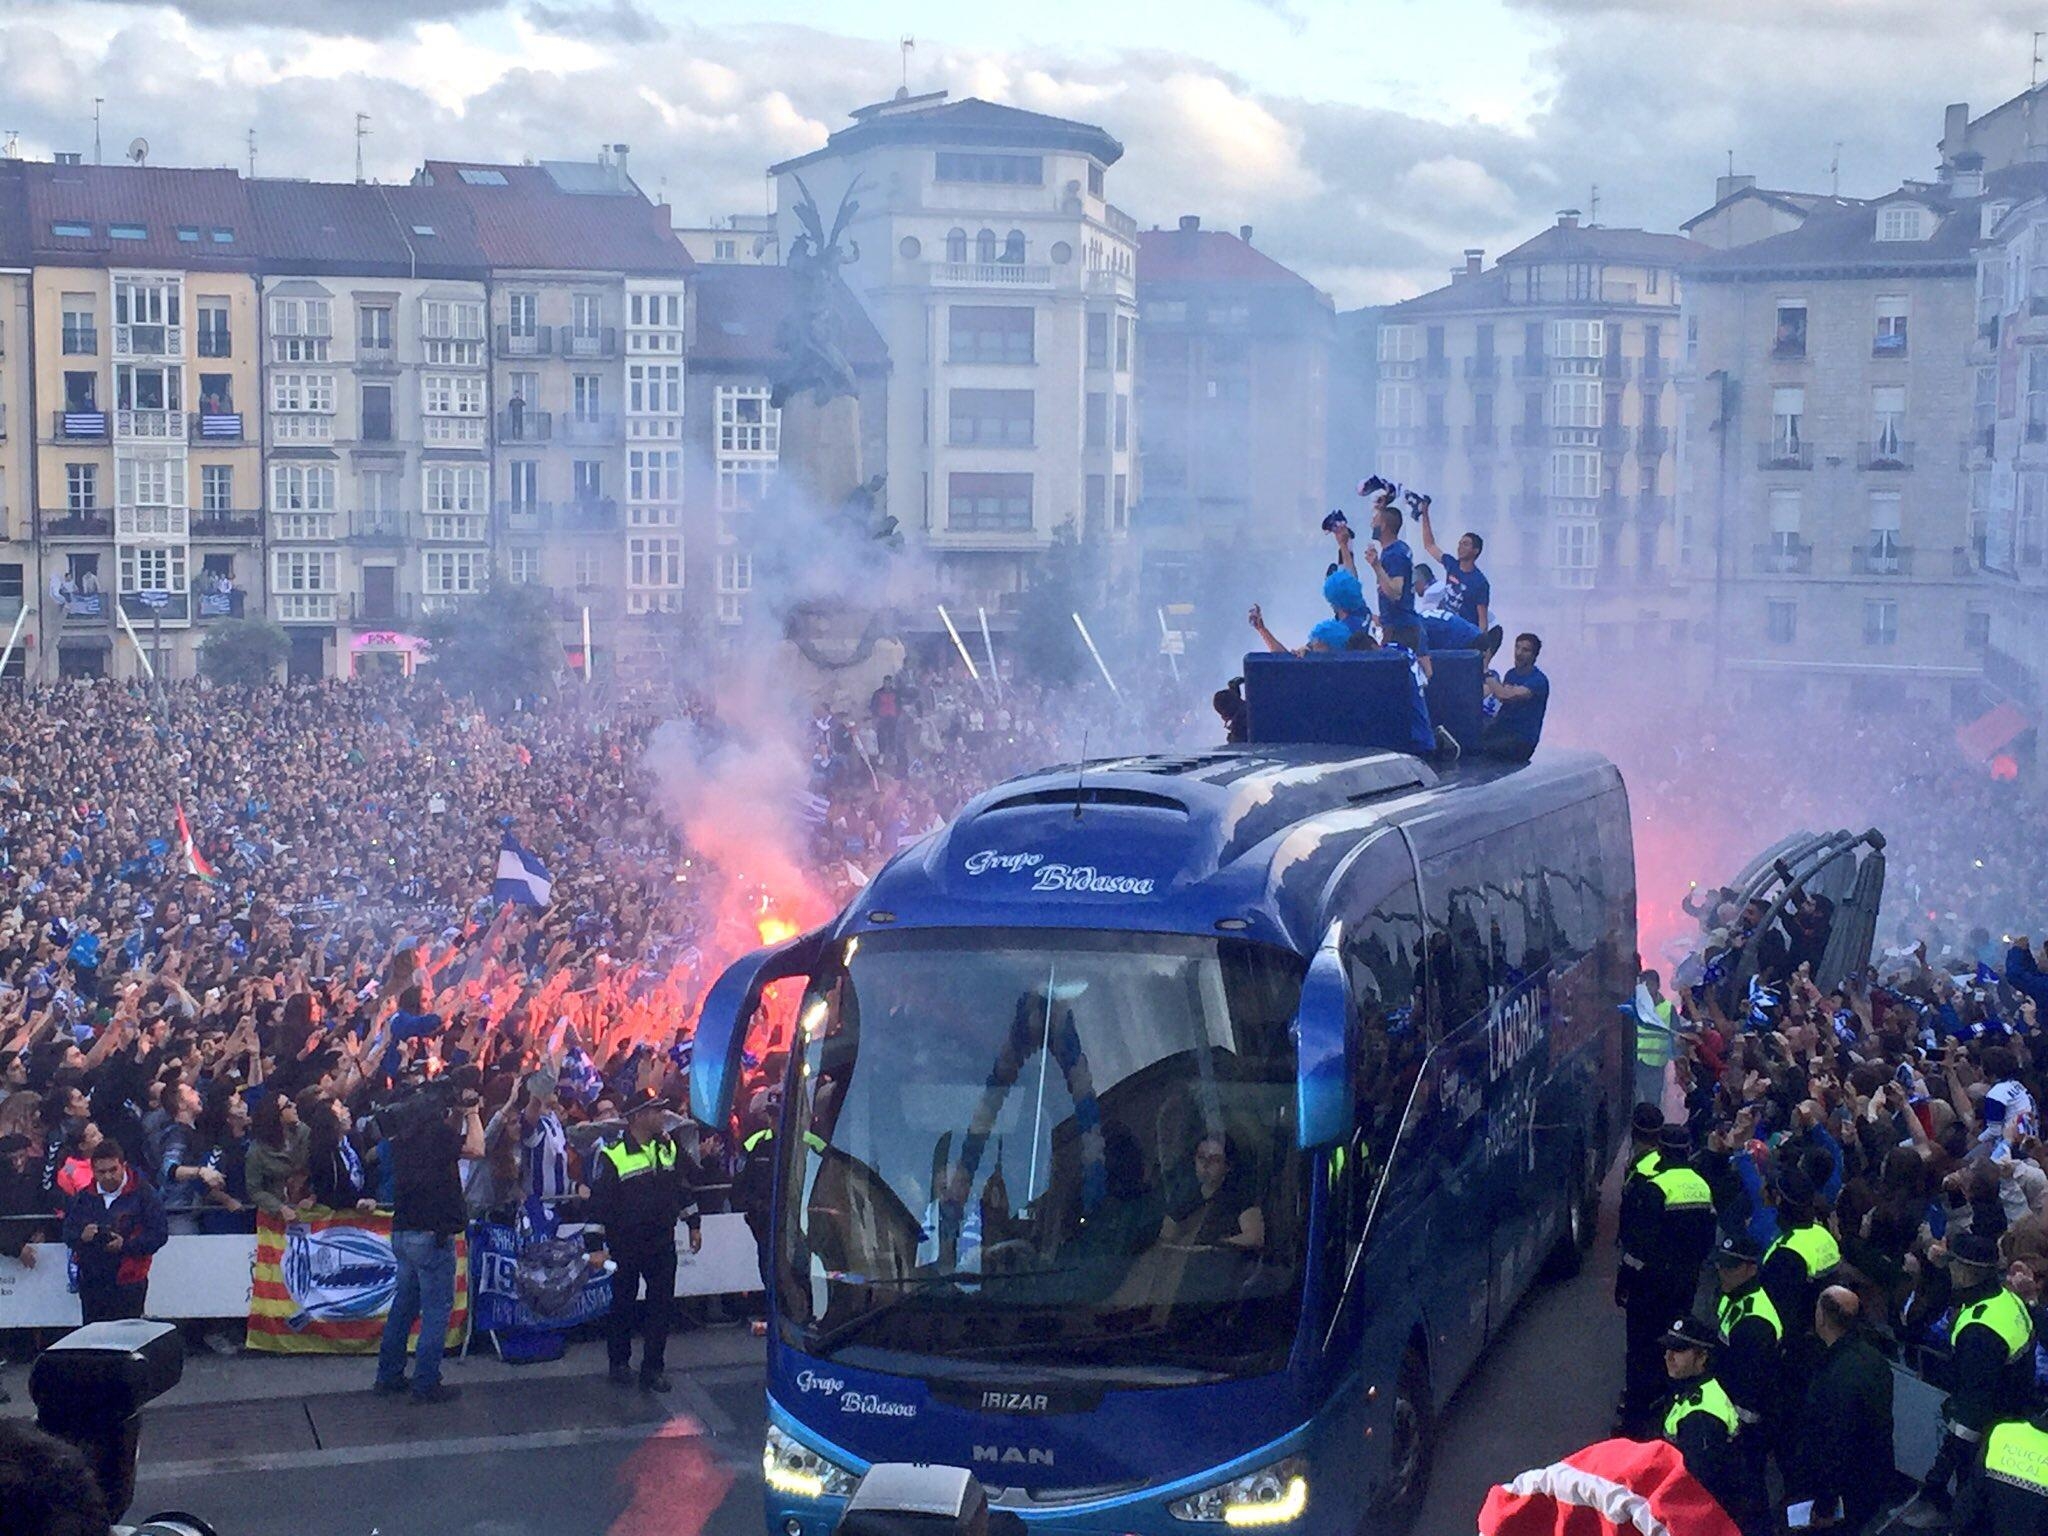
[588,1091,701,1393]
[1787,1286,1895,1534]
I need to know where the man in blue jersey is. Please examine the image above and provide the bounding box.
[1335,488,1430,675]
[1481,632,1549,762]
[1414,496,1498,643]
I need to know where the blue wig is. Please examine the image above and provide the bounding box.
[1306,619,1353,651]
[1322,569,1367,616]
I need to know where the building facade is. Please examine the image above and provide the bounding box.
[1373,214,1701,653]
[0,170,31,673]
[769,91,1139,610]
[1133,216,1334,605]
[1683,168,2047,713]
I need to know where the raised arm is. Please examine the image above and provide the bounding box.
[1247,604,1289,655]
[1416,504,1446,565]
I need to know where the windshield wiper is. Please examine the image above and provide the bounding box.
[806,1269,1079,1357]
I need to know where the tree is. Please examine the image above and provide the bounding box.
[197,616,289,689]
[420,580,561,709]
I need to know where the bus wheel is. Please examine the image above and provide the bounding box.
[1542,1141,1594,1281]
[1363,1345,1432,1534]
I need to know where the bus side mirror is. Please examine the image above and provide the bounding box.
[690,929,830,1130]
[1296,928,1351,1149]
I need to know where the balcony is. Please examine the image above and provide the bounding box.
[1463,424,1498,450]
[55,409,108,441]
[275,592,338,625]
[116,408,183,441]
[1752,540,1814,574]
[1641,353,1664,382]
[930,263,1053,290]
[498,498,618,530]
[1848,543,1912,576]
[1084,268,1135,299]
[557,325,619,358]
[1464,354,1499,382]
[1599,425,1629,458]
[1422,355,1451,381]
[120,591,191,624]
[1597,490,1627,523]
[559,412,618,444]
[59,592,108,622]
[1512,354,1547,379]
[1600,353,1632,381]
[1859,438,1914,471]
[190,410,243,442]
[349,591,413,625]
[357,340,397,369]
[62,327,98,356]
[196,328,232,360]
[496,324,553,357]
[194,586,246,620]
[113,323,181,358]
[1758,439,1813,470]
[45,512,112,538]
[348,512,408,545]
[1510,423,1547,447]
[498,408,553,443]
[189,509,261,539]
[1637,425,1670,457]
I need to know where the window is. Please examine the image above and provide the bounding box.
[509,546,542,585]
[422,551,485,596]
[627,362,682,414]
[508,460,539,509]
[2022,472,2048,566]
[362,470,399,515]
[360,383,393,442]
[109,224,145,241]
[1771,386,1805,456]
[1553,521,1597,587]
[1085,391,1106,449]
[574,548,601,588]
[947,472,1032,532]
[628,449,683,510]
[934,152,1043,185]
[1565,263,1595,301]
[422,374,485,416]
[1877,205,1931,242]
[2029,353,2048,442]
[976,229,998,264]
[120,544,186,597]
[571,294,602,339]
[272,550,337,599]
[1863,598,1899,645]
[1768,488,1803,566]
[1117,316,1131,372]
[196,299,231,357]
[411,225,436,238]
[423,466,486,515]
[626,536,683,611]
[359,305,393,351]
[716,550,752,625]
[210,228,234,244]
[1773,301,1807,357]
[1550,449,1600,500]
[1085,473,1106,532]
[507,292,539,341]
[270,372,336,414]
[1114,394,1129,451]
[1549,319,1603,359]
[271,464,336,512]
[457,167,509,186]
[113,275,181,346]
[422,299,484,340]
[118,458,179,508]
[115,363,182,413]
[60,296,96,354]
[1001,229,1026,264]
[1114,473,1127,530]
[714,238,737,262]
[1377,383,1417,430]
[949,306,1034,364]
[66,463,97,513]
[949,389,1034,447]
[1967,609,1992,650]
[201,465,232,514]
[1550,379,1601,429]
[1871,386,1906,459]
[717,386,780,511]
[51,222,90,239]
[573,460,603,503]
[1876,295,1909,354]
[175,226,199,243]
[271,296,330,338]
[1868,490,1903,570]
[1767,600,1797,644]
[572,374,602,420]
[1686,315,1699,364]
[1088,162,1105,198]
[1087,312,1108,369]
[946,228,967,264]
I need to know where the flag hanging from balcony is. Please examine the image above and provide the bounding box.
[175,803,218,884]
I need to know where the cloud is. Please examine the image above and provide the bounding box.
[82,0,499,36]
[525,0,663,43]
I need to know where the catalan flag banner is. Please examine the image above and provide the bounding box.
[247,1210,468,1355]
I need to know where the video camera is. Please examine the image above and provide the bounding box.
[367,1068,481,1143]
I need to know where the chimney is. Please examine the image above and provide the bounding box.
[1714,173,1755,204]
[612,142,631,187]
[1239,224,1253,243]
[1556,208,1581,229]
[1178,214,1200,234]
[1952,150,1986,198]
[1464,248,1484,276]
[1943,102,1971,166]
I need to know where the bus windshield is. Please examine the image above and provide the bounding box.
[774,928,1308,1380]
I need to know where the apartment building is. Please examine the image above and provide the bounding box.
[1134,216,1334,605]
[0,171,30,673]
[19,162,263,682]
[1373,214,1701,652]
[248,179,493,680]
[769,91,1139,610]
[1684,163,2048,713]
[684,262,887,629]
[416,155,695,663]
[673,213,778,267]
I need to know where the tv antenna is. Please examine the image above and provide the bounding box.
[355,113,370,185]
[2035,29,2044,90]
[900,35,915,93]
[1830,142,1842,196]
[125,137,148,166]
[1587,183,1599,226]
[246,128,257,179]
[93,99,104,164]
[2,132,17,162]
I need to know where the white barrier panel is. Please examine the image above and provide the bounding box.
[0,1217,757,1328]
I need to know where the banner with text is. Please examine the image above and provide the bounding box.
[247,1211,468,1355]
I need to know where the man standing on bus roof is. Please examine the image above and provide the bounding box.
[1616,1121,1717,1438]
[1413,496,1502,653]
[1339,487,1431,677]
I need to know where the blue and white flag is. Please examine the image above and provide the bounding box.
[493,834,553,908]
[795,791,830,827]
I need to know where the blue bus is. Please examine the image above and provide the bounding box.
[693,695,1635,1536]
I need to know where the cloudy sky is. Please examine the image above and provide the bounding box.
[5,0,2043,306]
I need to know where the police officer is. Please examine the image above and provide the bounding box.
[1710,1234,1781,1496]
[1635,970,1677,1113]
[1918,1231,2039,1520]
[1659,1314,1765,1532]
[1760,1165,1840,1346]
[1952,1404,2048,1534]
[1617,1119,1717,1437]
[734,1123,778,1293]
[588,1091,701,1393]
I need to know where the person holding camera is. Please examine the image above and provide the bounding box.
[372,1073,484,1405]
[60,1142,167,1323]
[587,1089,702,1393]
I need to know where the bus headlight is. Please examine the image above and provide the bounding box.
[1167,1457,1308,1526]
[764,1424,860,1501]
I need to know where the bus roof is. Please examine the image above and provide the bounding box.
[838,744,1622,955]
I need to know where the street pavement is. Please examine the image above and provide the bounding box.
[4,1165,1628,1536]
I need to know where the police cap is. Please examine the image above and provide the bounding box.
[1659,1315,1719,1352]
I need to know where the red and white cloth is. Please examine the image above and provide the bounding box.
[1477,1439,1740,1536]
